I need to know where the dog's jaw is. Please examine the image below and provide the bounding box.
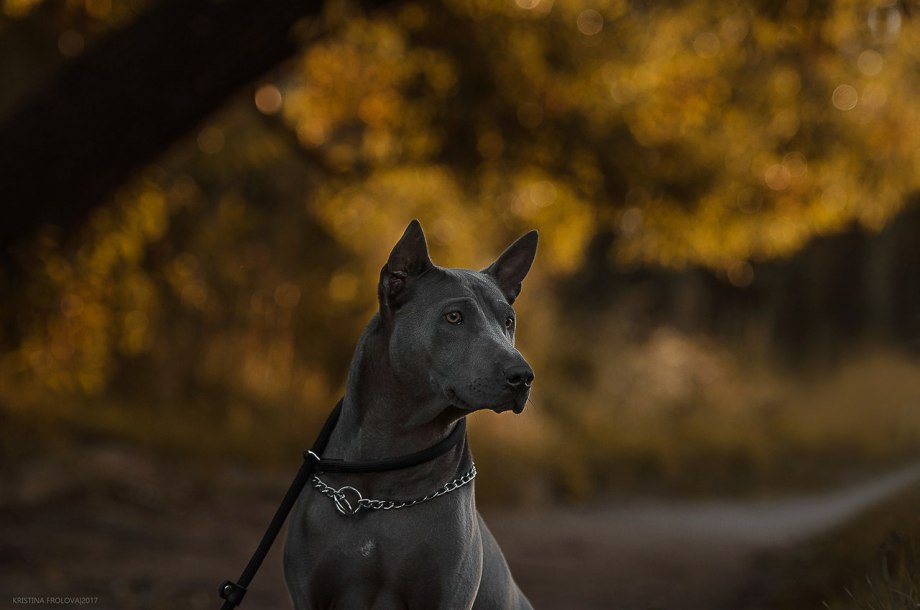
[494,398,527,414]
[444,387,476,412]
[444,386,527,415]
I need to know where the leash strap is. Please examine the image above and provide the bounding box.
[217,398,467,609]
[217,399,341,610]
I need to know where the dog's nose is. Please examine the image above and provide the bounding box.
[504,365,534,390]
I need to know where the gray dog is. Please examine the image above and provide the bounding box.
[283,220,537,609]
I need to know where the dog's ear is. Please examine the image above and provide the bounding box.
[482,230,539,304]
[378,219,434,309]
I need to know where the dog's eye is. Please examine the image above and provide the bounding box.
[445,311,463,325]
[505,316,515,331]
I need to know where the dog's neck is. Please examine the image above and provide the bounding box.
[327,314,468,467]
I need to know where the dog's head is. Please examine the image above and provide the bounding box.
[377,220,537,415]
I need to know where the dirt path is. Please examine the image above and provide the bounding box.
[2,451,918,610]
[486,462,920,609]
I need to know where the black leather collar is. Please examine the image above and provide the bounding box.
[307,399,467,474]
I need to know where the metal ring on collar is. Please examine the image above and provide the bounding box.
[332,486,363,516]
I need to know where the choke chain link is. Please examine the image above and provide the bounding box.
[312,464,477,516]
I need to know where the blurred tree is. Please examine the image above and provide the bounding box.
[282,0,920,272]
[2,0,919,427]
[0,0,394,253]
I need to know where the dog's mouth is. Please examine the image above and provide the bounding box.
[446,388,527,415]
[491,398,527,414]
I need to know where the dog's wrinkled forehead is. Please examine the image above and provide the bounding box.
[422,267,508,309]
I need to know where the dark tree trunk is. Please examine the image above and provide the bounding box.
[0,0,388,254]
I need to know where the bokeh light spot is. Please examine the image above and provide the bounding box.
[720,15,749,43]
[764,164,791,190]
[529,181,557,207]
[832,84,858,111]
[857,50,884,76]
[868,6,901,42]
[254,84,283,115]
[727,261,754,287]
[577,10,604,36]
[609,80,637,105]
[693,32,721,58]
[296,121,327,148]
[514,0,541,9]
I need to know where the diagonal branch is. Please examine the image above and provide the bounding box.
[0,0,394,255]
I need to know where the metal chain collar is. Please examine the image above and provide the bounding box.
[312,464,477,516]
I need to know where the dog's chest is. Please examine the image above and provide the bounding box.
[284,490,483,608]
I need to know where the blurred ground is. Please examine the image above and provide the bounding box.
[490,463,920,610]
[3,443,918,610]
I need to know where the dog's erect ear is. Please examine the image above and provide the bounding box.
[379,219,434,307]
[482,230,539,304]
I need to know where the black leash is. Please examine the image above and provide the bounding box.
[217,398,467,609]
